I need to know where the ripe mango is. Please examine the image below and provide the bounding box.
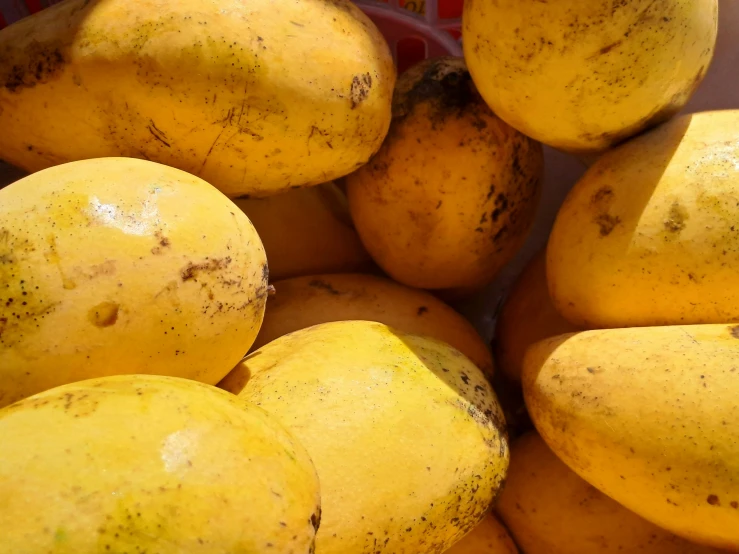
[523,325,739,550]
[233,184,372,281]
[463,0,718,153]
[0,157,267,408]
[445,513,518,554]
[548,111,739,328]
[0,375,321,553]
[346,57,543,291]
[495,250,579,383]
[0,0,395,197]
[220,320,509,554]
[498,433,724,554]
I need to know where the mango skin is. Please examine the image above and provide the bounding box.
[0,157,267,408]
[495,250,579,383]
[0,374,321,554]
[220,321,510,554]
[233,184,372,281]
[498,433,723,554]
[463,0,718,153]
[445,513,518,554]
[0,0,395,197]
[548,111,739,328]
[252,273,494,376]
[346,57,543,291]
[522,325,739,551]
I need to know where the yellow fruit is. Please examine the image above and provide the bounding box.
[498,432,724,554]
[220,320,509,554]
[0,374,321,553]
[346,56,543,290]
[495,250,579,383]
[463,0,718,153]
[445,513,518,554]
[251,273,493,376]
[547,111,739,328]
[233,184,372,281]
[0,0,395,197]
[522,325,739,550]
[0,157,267,408]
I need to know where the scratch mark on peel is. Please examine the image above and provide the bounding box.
[681,328,699,345]
[199,127,227,174]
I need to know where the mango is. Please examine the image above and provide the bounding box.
[346,57,543,291]
[0,374,321,553]
[252,273,493,376]
[0,0,395,197]
[445,513,518,554]
[233,184,372,281]
[0,157,267,408]
[498,432,724,554]
[463,0,718,153]
[523,325,739,550]
[495,250,579,383]
[220,320,509,554]
[547,111,739,328]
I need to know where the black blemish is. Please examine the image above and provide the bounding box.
[591,186,614,205]
[3,43,65,92]
[707,494,720,506]
[349,73,372,109]
[261,264,269,284]
[310,508,321,531]
[417,306,428,315]
[394,59,479,124]
[593,214,621,236]
[180,257,232,281]
[493,225,509,242]
[308,279,340,295]
[486,184,496,201]
[729,326,739,339]
[460,373,470,385]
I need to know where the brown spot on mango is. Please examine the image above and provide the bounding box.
[2,41,66,93]
[664,202,688,233]
[593,214,621,237]
[88,302,119,327]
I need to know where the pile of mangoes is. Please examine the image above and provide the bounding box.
[0,0,736,552]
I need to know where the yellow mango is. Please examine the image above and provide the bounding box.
[346,57,543,291]
[495,250,579,383]
[445,513,518,554]
[0,157,267,408]
[252,273,493,376]
[498,432,724,554]
[463,0,718,153]
[233,184,372,281]
[522,325,739,550]
[0,0,395,197]
[0,374,321,553]
[547,111,739,328]
[220,321,509,554]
